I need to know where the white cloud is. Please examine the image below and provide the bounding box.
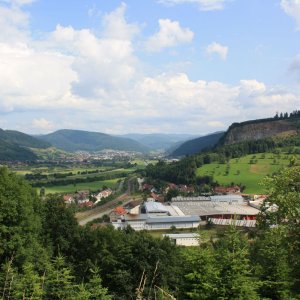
[0,42,78,111]
[158,0,230,11]
[281,0,300,29]
[0,2,299,135]
[208,121,225,127]
[0,5,30,43]
[32,118,54,132]
[102,2,139,40]
[239,80,266,96]
[49,4,139,98]
[206,42,228,60]
[0,0,35,6]
[145,19,194,52]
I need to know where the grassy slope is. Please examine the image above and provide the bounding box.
[197,152,300,194]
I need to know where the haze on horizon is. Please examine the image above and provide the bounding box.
[0,0,299,136]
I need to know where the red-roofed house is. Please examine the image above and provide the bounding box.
[78,201,94,208]
[63,194,74,204]
[214,186,241,194]
[109,206,127,222]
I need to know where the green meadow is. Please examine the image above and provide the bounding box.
[43,178,123,194]
[197,152,300,194]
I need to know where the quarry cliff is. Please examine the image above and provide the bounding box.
[221,117,300,145]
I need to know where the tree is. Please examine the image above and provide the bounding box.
[43,195,79,257]
[180,246,219,300]
[0,167,47,267]
[257,166,300,296]
[214,226,259,299]
[44,256,75,300]
[252,227,292,300]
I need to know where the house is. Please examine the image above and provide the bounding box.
[142,183,153,191]
[213,185,241,194]
[109,206,127,222]
[150,192,164,202]
[164,183,178,194]
[74,190,90,202]
[178,185,195,193]
[63,194,74,205]
[95,188,112,203]
[78,201,94,208]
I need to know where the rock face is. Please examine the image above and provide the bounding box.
[223,119,300,145]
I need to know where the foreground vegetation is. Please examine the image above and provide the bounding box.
[0,166,300,299]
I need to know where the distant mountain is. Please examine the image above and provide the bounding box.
[0,129,51,149]
[218,116,300,146]
[121,133,198,150]
[0,129,50,161]
[37,129,149,153]
[171,132,225,157]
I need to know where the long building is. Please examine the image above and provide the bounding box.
[112,199,200,231]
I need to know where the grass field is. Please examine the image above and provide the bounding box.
[197,152,300,194]
[43,178,123,194]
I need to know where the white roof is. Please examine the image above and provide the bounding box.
[174,201,259,216]
[163,233,199,239]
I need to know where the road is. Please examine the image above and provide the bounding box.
[76,193,134,226]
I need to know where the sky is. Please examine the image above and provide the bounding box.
[0,0,299,135]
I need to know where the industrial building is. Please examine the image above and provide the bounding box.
[163,233,200,246]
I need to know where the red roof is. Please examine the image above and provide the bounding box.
[79,201,94,208]
[112,206,126,215]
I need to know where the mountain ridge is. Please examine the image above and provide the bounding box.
[37,129,150,153]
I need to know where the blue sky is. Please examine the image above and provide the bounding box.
[0,0,299,135]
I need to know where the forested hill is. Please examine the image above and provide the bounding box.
[0,129,51,161]
[219,114,300,146]
[37,129,150,153]
[0,129,51,149]
[121,133,197,150]
[171,132,224,157]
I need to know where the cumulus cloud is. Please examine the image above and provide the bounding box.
[206,42,228,60]
[32,118,54,132]
[239,80,266,96]
[0,42,78,111]
[49,4,139,98]
[281,0,300,29]
[145,19,194,52]
[102,2,139,40]
[158,0,230,11]
[0,1,299,135]
[0,4,30,43]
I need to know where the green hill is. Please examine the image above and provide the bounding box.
[37,129,150,153]
[197,151,299,194]
[171,132,224,157]
[0,129,51,149]
[0,129,51,161]
[0,139,37,161]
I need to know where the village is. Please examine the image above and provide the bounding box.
[65,179,267,246]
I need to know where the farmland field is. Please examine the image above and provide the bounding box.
[197,152,300,194]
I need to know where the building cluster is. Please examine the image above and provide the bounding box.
[111,193,261,231]
[63,188,112,208]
